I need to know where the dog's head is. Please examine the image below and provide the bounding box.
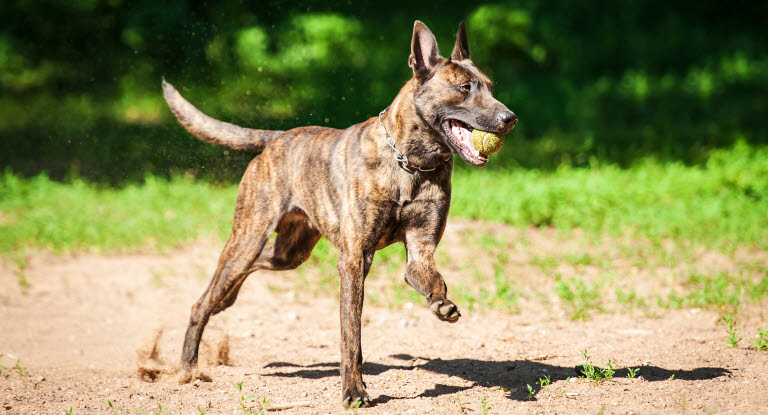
[409,21,517,167]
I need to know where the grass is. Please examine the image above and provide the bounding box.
[754,327,768,351]
[452,141,768,251]
[14,359,27,376]
[107,400,123,413]
[2,142,767,257]
[479,396,491,414]
[455,391,464,413]
[556,277,603,320]
[0,172,237,255]
[1,143,767,320]
[233,380,267,415]
[719,313,741,347]
[577,349,616,383]
[135,404,167,415]
[661,272,767,311]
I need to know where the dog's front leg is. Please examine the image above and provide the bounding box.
[403,226,461,323]
[337,250,374,408]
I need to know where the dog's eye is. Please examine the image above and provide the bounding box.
[459,84,471,93]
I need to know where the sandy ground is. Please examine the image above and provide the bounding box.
[1,221,767,415]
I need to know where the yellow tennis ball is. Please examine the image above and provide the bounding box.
[471,129,504,156]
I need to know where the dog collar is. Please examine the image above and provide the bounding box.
[378,106,450,174]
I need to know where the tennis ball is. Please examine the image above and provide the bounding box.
[471,129,504,156]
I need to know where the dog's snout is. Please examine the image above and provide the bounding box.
[499,111,517,127]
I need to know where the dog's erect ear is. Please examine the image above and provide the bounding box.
[409,21,440,78]
[450,21,470,61]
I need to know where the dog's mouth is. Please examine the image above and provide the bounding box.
[441,119,488,167]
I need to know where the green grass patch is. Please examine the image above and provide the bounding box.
[452,141,768,251]
[1,142,766,256]
[0,172,238,254]
[661,272,768,309]
[555,277,603,320]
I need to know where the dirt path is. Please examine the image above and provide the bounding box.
[1,222,767,414]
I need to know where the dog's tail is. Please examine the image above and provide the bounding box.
[162,79,283,151]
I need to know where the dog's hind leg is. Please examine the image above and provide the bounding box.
[207,216,321,315]
[250,212,321,272]
[179,181,283,372]
[180,223,275,372]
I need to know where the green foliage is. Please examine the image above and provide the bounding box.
[663,272,768,309]
[233,381,267,414]
[577,349,615,383]
[479,396,491,414]
[2,143,766,258]
[754,327,768,351]
[719,313,740,347]
[556,277,603,320]
[0,172,237,254]
[13,359,26,376]
[108,400,123,414]
[537,375,551,388]
[455,391,464,413]
[1,2,767,181]
[452,142,768,250]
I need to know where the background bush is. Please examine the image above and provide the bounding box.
[2,1,767,183]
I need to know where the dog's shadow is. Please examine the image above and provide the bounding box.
[263,355,730,403]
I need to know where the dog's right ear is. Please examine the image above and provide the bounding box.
[409,21,440,78]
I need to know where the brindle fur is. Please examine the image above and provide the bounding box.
[162,21,516,407]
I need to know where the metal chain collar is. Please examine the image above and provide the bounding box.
[378,106,447,173]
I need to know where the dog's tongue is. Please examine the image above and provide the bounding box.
[451,121,481,158]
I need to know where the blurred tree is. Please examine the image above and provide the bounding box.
[0,0,766,182]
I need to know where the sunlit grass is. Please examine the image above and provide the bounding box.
[452,141,768,251]
[0,173,237,254]
[1,142,766,256]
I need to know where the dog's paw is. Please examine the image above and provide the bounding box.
[342,390,373,408]
[429,299,461,323]
[174,367,211,385]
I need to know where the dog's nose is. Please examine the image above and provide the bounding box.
[500,111,517,127]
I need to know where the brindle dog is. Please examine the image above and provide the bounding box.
[162,20,516,407]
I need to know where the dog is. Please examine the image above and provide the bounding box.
[162,20,516,407]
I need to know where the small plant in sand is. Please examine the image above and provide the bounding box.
[754,327,768,351]
[234,381,267,415]
[479,395,492,414]
[0,354,5,376]
[107,400,122,413]
[455,391,464,413]
[577,349,615,383]
[526,384,534,400]
[626,367,640,378]
[348,399,363,414]
[14,359,27,376]
[136,404,168,415]
[64,407,75,415]
[719,313,740,347]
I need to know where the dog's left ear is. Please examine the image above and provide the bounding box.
[450,21,470,61]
